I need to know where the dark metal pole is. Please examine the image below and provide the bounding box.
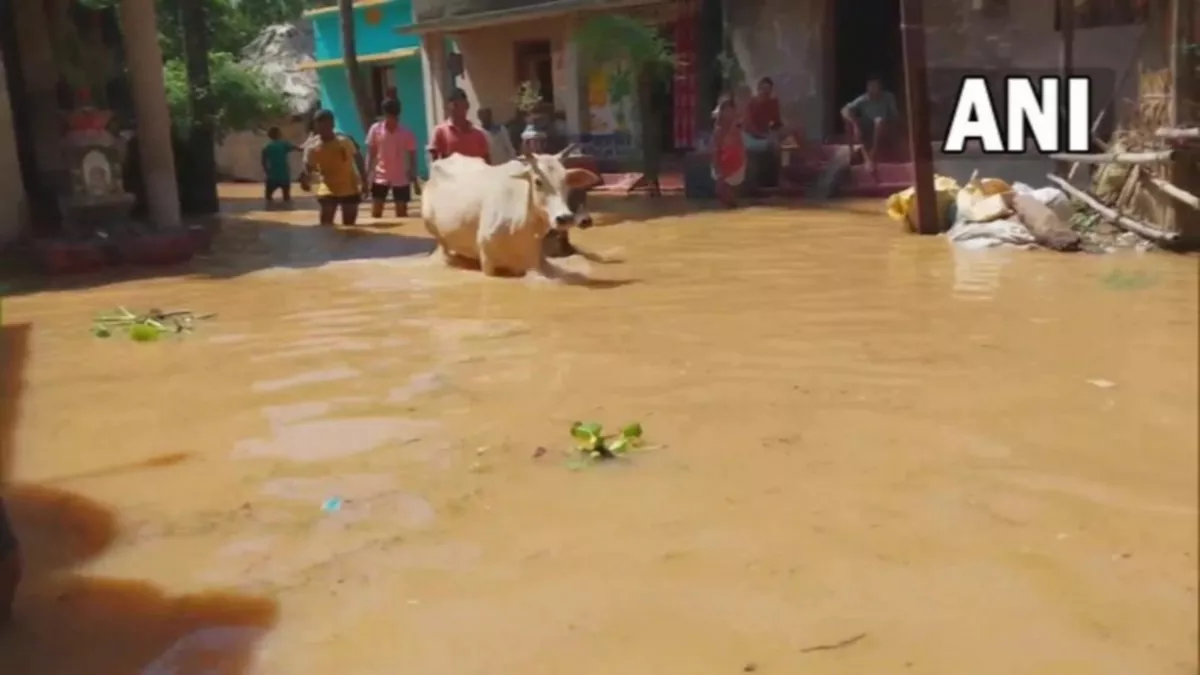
[1059,0,1074,81]
[899,0,938,234]
[1169,0,1194,126]
[1055,0,1075,176]
[1168,0,1197,239]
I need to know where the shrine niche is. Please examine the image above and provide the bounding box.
[49,0,135,235]
[59,92,135,233]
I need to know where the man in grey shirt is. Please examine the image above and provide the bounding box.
[478,107,516,164]
[841,75,900,178]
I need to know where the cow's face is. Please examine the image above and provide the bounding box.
[513,149,600,231]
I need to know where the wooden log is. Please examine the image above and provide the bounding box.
[1049,150,1176,164]
[1155,127,1200,139]
[1148,176,1200,209]
[1046,174,1181,244]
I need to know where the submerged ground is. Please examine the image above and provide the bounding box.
[1,185,1196,674]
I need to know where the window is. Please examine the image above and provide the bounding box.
[1055,0,1148,30]
[513,40,554,105]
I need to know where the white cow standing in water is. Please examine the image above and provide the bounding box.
[421,146,600,277]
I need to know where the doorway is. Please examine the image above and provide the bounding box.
[830,0,904,135]
[513,40,554,106]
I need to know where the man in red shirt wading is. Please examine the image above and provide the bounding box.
[428,88,492,164]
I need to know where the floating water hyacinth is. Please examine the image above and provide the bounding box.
[91,307,215,341]
[566,421,646,469]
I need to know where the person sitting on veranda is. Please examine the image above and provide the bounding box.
[741,76,808,187]
[745,76,783,141]
[841,74,900,179]
[745,77,807,143]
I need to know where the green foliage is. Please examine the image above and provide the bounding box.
[76,0,312,60]
[572,14,675,79]
[163,52,289,138]
[155,0,308,61]
[74,0,299,136]
[608,66,633,104]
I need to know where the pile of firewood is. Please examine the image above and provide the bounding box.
[1047,69,1198,250]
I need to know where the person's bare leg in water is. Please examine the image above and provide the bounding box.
[864,118,889,180]
[318,198,338,226]
[340,197,360,226]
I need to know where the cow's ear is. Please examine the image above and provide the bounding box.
[565,168,601,190]
[510,166,533,180]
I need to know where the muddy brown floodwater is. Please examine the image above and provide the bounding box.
[1,185,1197,674]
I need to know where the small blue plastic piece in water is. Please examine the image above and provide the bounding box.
[321,497,343,512]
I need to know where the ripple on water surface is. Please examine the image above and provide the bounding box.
[251,367,360,393]
[233,417,440,462]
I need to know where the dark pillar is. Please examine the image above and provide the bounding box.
[695,0,723,130]
[0,0,42,231]
[1055,0,1074,177]
[181,0,220,215]
[899,0,939,234]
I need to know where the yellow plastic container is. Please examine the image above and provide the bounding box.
[886,174,961,233]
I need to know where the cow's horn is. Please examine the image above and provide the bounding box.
[555,143,578,159]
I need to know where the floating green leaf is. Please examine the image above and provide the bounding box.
[129,324,162,342]
[621,422,643,439]
[570,421,603,443]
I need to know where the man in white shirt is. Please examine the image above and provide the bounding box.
[477,107,516,164]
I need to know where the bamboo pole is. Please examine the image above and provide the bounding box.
[1049,150,1177,164]
[1149,176,1200,208]
[1156,127,1200,138]
[899,0,938,234]
[1047,173,1181,244]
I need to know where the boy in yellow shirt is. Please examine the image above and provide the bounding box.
[300,109,368,226]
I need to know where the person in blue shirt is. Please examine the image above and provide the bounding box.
[841,75,900,179]
[261,126,301,208]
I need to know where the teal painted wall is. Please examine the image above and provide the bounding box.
[311,0,429,176]
[311,1,421,59]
